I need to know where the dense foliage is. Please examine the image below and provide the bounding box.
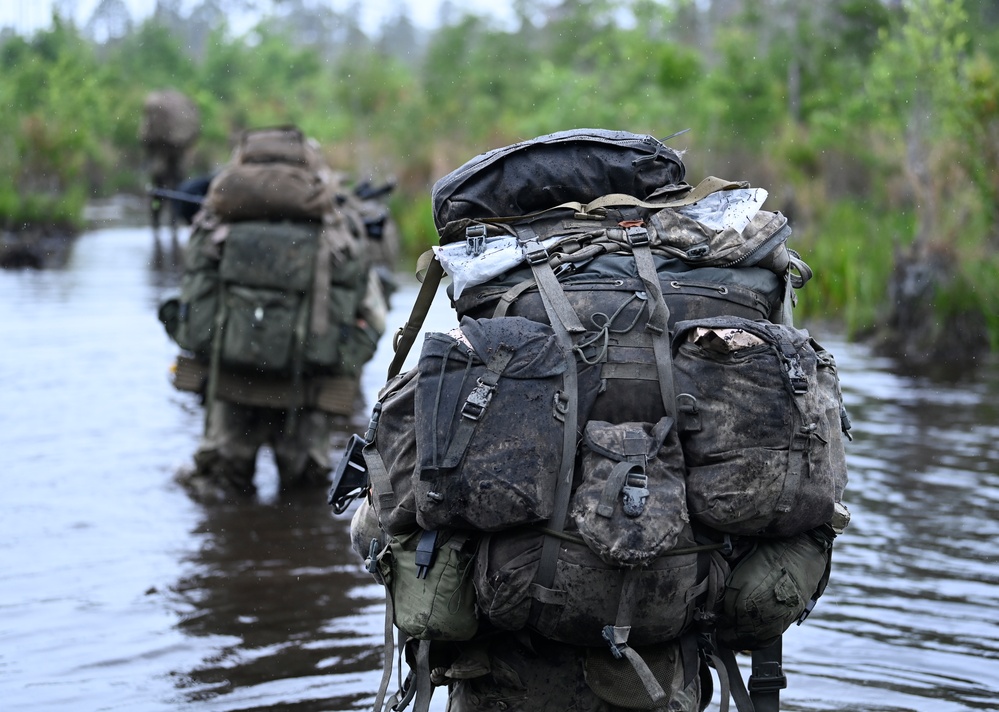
[2,0,998,347]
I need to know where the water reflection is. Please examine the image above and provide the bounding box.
[168,493,386,710]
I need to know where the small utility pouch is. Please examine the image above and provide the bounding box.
[716,528,833,650]
[672,316,847,537]
[571,417,689,566]
[375,528,479,642]
[413,316,570,531]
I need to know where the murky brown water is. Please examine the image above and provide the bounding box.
[2,225,997,711]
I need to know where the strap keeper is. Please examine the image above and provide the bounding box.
[524,241,550,265]
[465,224,487,255]
[748,660,787,693]
[460,379,495,420]
[625,225,650,247]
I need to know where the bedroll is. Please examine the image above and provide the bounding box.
[332,129,852,712]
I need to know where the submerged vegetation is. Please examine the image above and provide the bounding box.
[2,0,998,361]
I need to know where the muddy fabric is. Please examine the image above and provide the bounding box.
[571,418,689,567]
[445,633,703,712]
[474,524,705,647]
[192,399,335,492]
[412,317,571,532]
[364,370,421,535]
[671,316,847,537]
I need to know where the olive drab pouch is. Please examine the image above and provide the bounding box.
[413,316,574,532]
[375,528,479,642]
[473,524,711,647]
[570,418,689,567]
[716,528,833,650]
[671,316,849,537]
[217,221,317,374]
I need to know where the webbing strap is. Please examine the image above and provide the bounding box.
[372,580,397,712]
[714,645,756,712]
[524,240,586,333]
[581,176,746,213]
[630,232,677,419]
[204,279,228,434]
[412,640,434,712]
[526,251,581,597]
[603,569,670,707]
[438,346,515,469]
[310,217,333,337]
[364,444,397,511]
[388,256,445,379]
[749,639,786,712]
[492,277,538,318]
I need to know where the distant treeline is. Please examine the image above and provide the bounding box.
[2,0,998,357]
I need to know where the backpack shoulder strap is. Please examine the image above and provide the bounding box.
[387,251,445,379]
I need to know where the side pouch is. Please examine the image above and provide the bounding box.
[716,529,832,651]
[376,529,479,642]
[175,269,219,358]
[570,418,689,566]
[364,369,421,535]
[413,316,570,531]
[672,316,842,537]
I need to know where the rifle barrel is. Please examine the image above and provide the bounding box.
[147,187,206,204]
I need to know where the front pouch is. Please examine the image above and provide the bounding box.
[413,316,570,531]
[717,529,833,650]
[220,285,302,373]
[376,528,479,642]
[474,526,703,647]
[571,418,689,566]
[364,369,421,535]
[672,316,843,537]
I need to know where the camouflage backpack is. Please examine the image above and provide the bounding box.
[330,129,852,712]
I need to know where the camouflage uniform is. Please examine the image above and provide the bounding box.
[186,401,337,498]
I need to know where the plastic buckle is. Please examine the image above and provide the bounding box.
[460,380,495,420]
[552,391,569,422]
[465,224,487,255]
[621,471,650,517]
[524,241,549,265]
[601,625,626,660]
[748,661,788,693]
[626,225,649,247]
[415,529,438,579]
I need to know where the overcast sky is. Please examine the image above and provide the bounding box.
[1,0,516,36]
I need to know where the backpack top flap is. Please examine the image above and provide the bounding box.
[431,129,686,229]
[459,315,568,379]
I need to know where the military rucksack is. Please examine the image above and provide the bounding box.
[158,128,385,416]
[330,129,852,712]
[139,90,200,148]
